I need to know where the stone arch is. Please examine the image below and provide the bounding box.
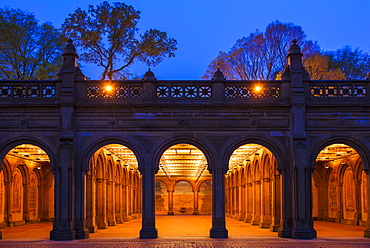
[198,180,212,214]
[310,137,370,172]
[0,138,56,172]
[222,137,285,175]
[174,178,196,192]
[153,137,214,173]
[81,137,144,173]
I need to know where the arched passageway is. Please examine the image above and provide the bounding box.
[85,144,141,233]
[0,144,54,234]
[225,144,281,234]
[155,143,212,236]
[313,143,368,236]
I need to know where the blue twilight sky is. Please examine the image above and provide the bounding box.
[2,0,370,80]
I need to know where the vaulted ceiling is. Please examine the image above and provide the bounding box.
[4,143,359,175]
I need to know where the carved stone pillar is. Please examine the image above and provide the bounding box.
[244,182,253,223]
[270,173,281,232]
[50,141,76,240]
[122,183,128,222]
[238,184,245,221]
[260,178,272,228]
[363,169,370,238]
[115,182,123,224]
[168,190,174,215]
[278,166,293,238]
[96,178,107,229]
[210,166,228,238]
[23,183,29,224]
[290,139,316,239]
[74,171,89,239]
[106,180,116,226]
[193,190,199,215]
[337,182,343,223]
[251,180,261,225]
[86,174,97,233]
[139,164,158,239]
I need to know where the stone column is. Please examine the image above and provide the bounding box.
[4,181,11,228]
[139,164,158,239]
[115,181,123,224]
[270,173,281,232]
[238,184,246,221]
[364,169,370,238]
[106,179,116,226]
[210,165,228,238]
[168,190,174,215]
[50,141,76,240]
[86,174,97,233]
[193,190,199,215]
[278,166,294,238]
[122,183,128,221]
[337,181,344,223]
[74,171,89,239]
[290,139,316,239]
[23,182,29,224]
[245,182,253,223]
[251,180,261,225]
[260,178,272,228]
[96,178,107,229]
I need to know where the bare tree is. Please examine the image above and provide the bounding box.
[203,21,320,80]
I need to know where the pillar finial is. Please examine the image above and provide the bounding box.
[212,68,226,81]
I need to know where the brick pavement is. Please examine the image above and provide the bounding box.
[0,216,369,247]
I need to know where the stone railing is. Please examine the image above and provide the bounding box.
[81,80,284,101]
[1,79,370,103]
[0,81,58,98]
[309,80,368,98]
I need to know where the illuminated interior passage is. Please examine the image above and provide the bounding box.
[0,144,53,228]
[313,144,367,226]
[85,144,141,232]
[155,144,211,215]
[226,144,280,230]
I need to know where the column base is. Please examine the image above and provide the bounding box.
[116,217,124,224]
[291,229,317,239]
[167,212,174,215]
[76,228,89,239]
[193,210,199,215]
[87,225,98,233]
[108,220,117,226]
[364,229,370,238]
[270,224,280,232]
[140,228,158,239]
[278,228,292,238]
[210,228,228,238]
[50,230,76,241]
[259,222,271,228]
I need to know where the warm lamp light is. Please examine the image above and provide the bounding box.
[105,85,113,92]
[255,86,262,92]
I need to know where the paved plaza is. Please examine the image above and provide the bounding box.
[0,216,369,247]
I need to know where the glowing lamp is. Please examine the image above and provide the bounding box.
[105,85,113,92]
[255,86,262,92]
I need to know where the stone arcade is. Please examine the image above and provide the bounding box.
[0,40,370,240]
